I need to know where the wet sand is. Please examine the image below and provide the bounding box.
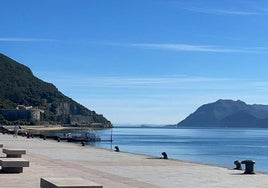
[0,133,267,188]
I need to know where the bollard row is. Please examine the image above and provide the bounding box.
[234,160,255,174]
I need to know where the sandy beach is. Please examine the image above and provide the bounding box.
[0,132,268,188]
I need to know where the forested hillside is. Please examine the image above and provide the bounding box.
[0,53,112,128]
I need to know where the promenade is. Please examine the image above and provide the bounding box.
[0,133,268,188]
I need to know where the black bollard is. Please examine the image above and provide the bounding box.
[114,146,120,152]
[234,160,242,170]
[43,136,46,140]
[81,141,85,146]
[57,137,61,142]
[241,160,255,174]
[162,152,168,159]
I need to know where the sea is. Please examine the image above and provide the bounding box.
[42,127,268,172]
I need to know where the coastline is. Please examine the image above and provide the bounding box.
[2,124,93,132]
[8,125,268,173]
[1,133,268,187]
[95,144,268,175]
[0,125,238,169]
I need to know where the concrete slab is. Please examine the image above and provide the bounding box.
[3,148,26,158]
[40,177,103,188]
[0,158,30,173]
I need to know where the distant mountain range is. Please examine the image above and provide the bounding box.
[0,53,112,128]
[177,99,268,128]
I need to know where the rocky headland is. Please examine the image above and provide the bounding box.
[0,53,112,128]
[177,99,268,128]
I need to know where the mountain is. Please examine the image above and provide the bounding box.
[177,99,268,128]
[0,53,112,128]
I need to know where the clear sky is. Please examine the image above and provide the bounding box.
[1,0,268,125]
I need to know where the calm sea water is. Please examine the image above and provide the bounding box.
[91,127,268,172]
[41,127,268,172]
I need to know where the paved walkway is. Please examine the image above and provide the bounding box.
[0,133,267,188]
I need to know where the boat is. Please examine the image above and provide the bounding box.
[64,131,101,142]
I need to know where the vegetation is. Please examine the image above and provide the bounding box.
[0,53,112,128]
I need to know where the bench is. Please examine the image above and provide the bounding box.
[3,148,26,158]
[0,158,30,173]
[40,177,103,188]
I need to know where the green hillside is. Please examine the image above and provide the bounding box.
[0,53,112,128]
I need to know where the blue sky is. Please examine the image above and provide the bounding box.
[1,0,268,125]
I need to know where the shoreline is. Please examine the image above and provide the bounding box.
[1,133,268,187]
[2,125,267,174]
[93,144,268,175]
[3,125,267,174]
[2,124,94,132]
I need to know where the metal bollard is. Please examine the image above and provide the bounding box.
[234,160,242,170]
[162,152,168,159]
[241,160,255,174]
[114,146,120,152]
[81,141,85,146]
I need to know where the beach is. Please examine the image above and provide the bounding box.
[1,132,268,188]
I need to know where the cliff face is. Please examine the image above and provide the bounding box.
[177,99,268,128]
[0,53,112,128]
